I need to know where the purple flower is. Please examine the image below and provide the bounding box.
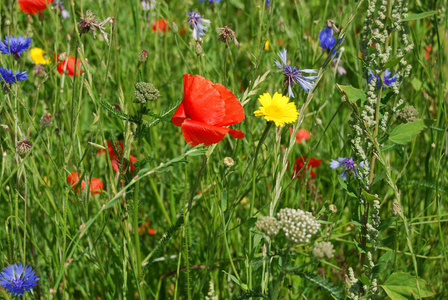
[0,67,28,84]
[0,263,39,297]
[199,0,223,2]
[187,11,211,41]
[0,36,32,59]
[274,49,317,98]
[319,27,336,50]
[368,69,397,88]
[330,157,366,180]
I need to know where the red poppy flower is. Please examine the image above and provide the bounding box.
[96,140,124,160]
[289,128,311,144]
[111,156,137,174]
[67,172,104,195]
[292,156,322,179]
[152,19,169,32]
[54,53,82,76]
[18,0,54,14]
[171,74,245,146]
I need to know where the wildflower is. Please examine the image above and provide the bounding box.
[138,221,156,235]
[254,92,298,127]
[424,45,432,60]
[187,11,211,41]
[289,128,311,144]
[18,0,54,14]
[0,263,39,297]
[274,49,317,97]
[16,139,33,158]
[30,47,50,65]
[138,50,148,64]
[152,19,169,33]
[312,241,335,259]
[0,67,28,84]
[54,53,82,76]
[265,40,270,51]
[141,0,156,10]
[329,157,366,180]
[67,172,104,195]
[218,26,239,47]
[223,156,235,167]
[396,106,419,123]
[78,10,112,44]
[256,216,281,236]
[40,113,52,128]
[171,74,245,146]
[205,280,218,300]
[96,140,124,159]
[277,208,320,244]
[292,156,321,179]
[0,35,32,59]
[199,0,223,2]
[134,82,160,103]
[319,27,336,50]
[52,1,70,19]
[111,156,137,174]
[368,69,397,88]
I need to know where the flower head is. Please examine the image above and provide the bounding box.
[319,27,336,50]
[275,49,317,97]
[312,241,335,259]
[55,53,82,76]
[30,47,51,65]
[16,140,33,158]
[289,128,311,144]
[187,11,211,41]
[218,26,239,47]
[0,263,39,297]
[368,69,397,88]
[142,0,156,11]
[292,155,321,179]
[111,156,137,174]
[254,92,298,127]
[329,156,366,180]
[97,140,124,160]
[18,0,54,14]
[171,74,245,146]
[256,216,281,237]
[67,172,104,195]
[277,208,320,244]
[78,10,112,44]
[0,67,28,84]
[152,19,169,32]
[0,35,32,59]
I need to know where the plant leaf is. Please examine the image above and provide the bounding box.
[336,84,367,106]
[380,272,436,299]
[402,11,437,22]
[389,120,426,144]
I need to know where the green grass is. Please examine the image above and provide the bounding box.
[0,0,447,299]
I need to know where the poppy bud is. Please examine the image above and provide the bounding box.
[17,139,33,158]
[134,82,160,103]
[40,113,52,128]
[138,50,148,64]
[172,22,179,34]
[195,42,203,56]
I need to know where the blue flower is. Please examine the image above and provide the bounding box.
[187,11,211,41]
[319,27,336,50]
[0,36,32,58]
[330,157,366,180]
[274,49,317,98]
[0,67,28,84]
[368,69,397,88]
[199,0,223,2]
[0,263,39,297]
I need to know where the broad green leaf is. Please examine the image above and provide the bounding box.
[389,120,426,144]
[362,190,380,202]
[336,84,367,105]
[338,176,358,198]
[384,56,404,69]
[411,77,422,91]
[221,189,228,212]
[381,272,436,299]
[402,11,437,22]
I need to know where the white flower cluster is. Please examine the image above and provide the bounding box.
[256,216,281,237]
[312,241,335,259]
[205,280,218,300]
[277,208,320,244]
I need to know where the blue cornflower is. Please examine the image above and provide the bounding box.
[274,49,318,98]
[0,35,32,59]
[368,69,397,88]
[319,26,343,57]
[330,157,366,180]
[187,11,211,41]
[199,0,223,2]
[0,263,39,297]
[0,67,28,84]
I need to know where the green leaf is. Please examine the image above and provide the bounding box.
[378,217,397,231]
[402,11,437,22]
[384,56,404,69]
[381,272,436,299]
[362,190,380,202]
[336,84,367,105]
[227,0,245,9]
[294,272,344,300]
[389,120,426,144]
[373,251,393,274]
[338,176,358,198]
[221,189,228,212]
[411,77,422,91]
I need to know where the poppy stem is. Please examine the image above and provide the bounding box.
[248,121,273,291]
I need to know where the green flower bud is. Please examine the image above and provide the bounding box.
[134,82,160,104]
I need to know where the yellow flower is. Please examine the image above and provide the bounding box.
[265,40,270,51]
[254,92,299,127]
[30,47,51,65]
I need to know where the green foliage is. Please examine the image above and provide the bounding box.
[380,272,436,299]
[389,120,427,144]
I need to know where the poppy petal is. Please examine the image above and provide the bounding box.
[18,0,54,14]
[171,102,187,126]
[181,119,244,146]
[213,83,245,126]
[55,53,82,76]
[89,178,104,195]
[182,74,225,125]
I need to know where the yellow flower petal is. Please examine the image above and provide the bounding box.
[30,47,51,65]
[254,92,299,127]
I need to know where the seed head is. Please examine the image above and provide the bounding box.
[40,113,52,128]
[17,140,33,158]
[78,11,112,44]
[218,25,239,47]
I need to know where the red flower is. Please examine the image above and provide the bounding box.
[171,74,245,146]
[67,172,104,195]
[54,53,82,76]
[289,128,311,144]
[292,156,322,179]
[152,19,169,32]
[96,140,124,160]
[18,0,54,14]
[111,156,137,174]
